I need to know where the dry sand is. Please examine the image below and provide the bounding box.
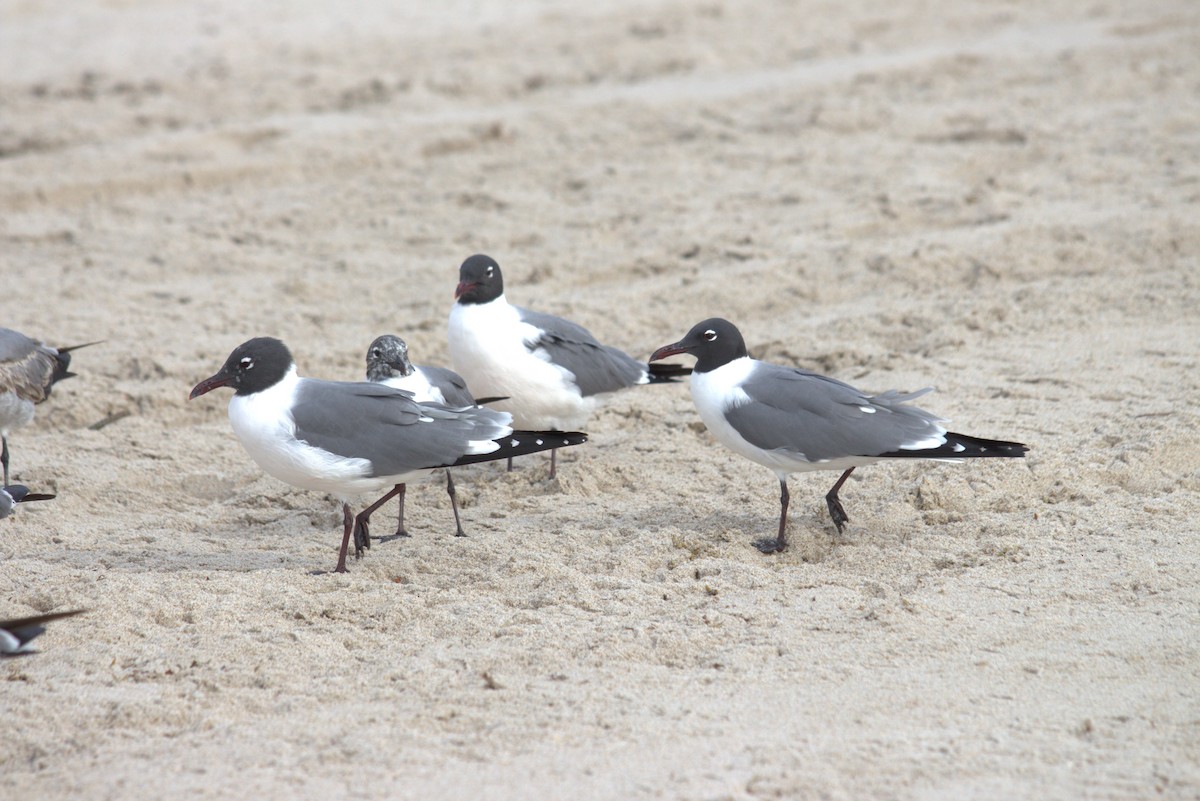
[1,0,1198,798]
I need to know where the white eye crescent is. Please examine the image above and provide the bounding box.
[240,357,254,370]
[702,330,717,341]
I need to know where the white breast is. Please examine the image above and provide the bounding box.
[448,297,594,429]
[380,370,444,404]
[227,370,389,500]
[690,357,772,464]
[0,392,35,436]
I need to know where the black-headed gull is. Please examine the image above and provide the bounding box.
[448,254,687,478]
[190,337,586,573]
[651,318,1028,552]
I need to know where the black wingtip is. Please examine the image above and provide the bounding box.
[4,485,56,504]
[0,608,87,633]
[449,430,588,467]
[948,434,1029,457]
[647,362,692,382]
[0,609,86,654]
[880,433,1029,460]
[58,340,104,354]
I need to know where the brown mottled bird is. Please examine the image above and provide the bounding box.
[0,328,97,484]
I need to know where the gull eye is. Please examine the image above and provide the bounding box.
[702,330,717,341]
[239,356,254,371]
[486,266,495,277]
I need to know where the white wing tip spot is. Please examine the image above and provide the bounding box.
[536,439,543,446]
[952,443,965,452]
[858,406,876,414]
[510,439,519,447]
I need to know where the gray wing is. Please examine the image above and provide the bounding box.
[417,365,477,407]
[0,329,38,363]
[726,363,946,461]
[290,379,511,477]
[516,306,647,397]
[0,329,59,403]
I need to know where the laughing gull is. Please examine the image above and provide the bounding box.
[651,318,1029,553]
[448,254,688,478]
[0,609,85,656]
[364,333,492,539]
[0,484,55,519]
[0,328,98,484]
[190,337,587,573]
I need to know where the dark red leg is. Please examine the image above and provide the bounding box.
[393,483,411,538]
[548,448,557,480]
[334,503,354,573]
[754,479,790,554]
[825,468,855,533]
[353,485,403,557]
[445,471,466,537]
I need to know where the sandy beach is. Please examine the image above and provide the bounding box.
[1,0,1198,798]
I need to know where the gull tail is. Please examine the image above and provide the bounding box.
[450,431,588,467]
[881,432,1029,460]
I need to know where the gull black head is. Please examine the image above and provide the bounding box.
[365,334,414,382]
[455,254,504,305]
[189,337,295,399]
[650,318,749,374]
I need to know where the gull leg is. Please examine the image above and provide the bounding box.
[446,471,466,537]
[1,436,9,485]
[825,468,855,533]
[334,503,354,573]
[393,483,411,538]
[353,485,403,556]
[755,479,790,554]
[548,448,557,480]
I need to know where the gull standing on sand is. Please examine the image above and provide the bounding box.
[448,253,688,478]
[650,318,1029,553]
[0,328,96,484]
[364,333,492,539]
[190,337,587,573]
